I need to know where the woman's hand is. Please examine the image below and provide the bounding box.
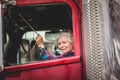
[35,35,44,47]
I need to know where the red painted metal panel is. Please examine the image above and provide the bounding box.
[75,0,87,79]
[4,56,80,73]
[16,0,72,5]
[4,63,81,80]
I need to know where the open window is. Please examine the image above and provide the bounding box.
[3,3,72,65]
[3,1,80,66]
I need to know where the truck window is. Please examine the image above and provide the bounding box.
[3,3,75,66]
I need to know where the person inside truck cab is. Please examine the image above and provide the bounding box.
[35,31,74,60]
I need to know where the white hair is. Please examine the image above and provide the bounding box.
[56,32,73,43]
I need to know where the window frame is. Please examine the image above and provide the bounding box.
[4,0,81,72]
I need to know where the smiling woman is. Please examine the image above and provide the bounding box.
[35,31,74,60]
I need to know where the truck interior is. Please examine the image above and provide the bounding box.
[3,3,73,66]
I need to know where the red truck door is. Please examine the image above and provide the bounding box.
[1,0,85,80]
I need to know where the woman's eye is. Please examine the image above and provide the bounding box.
[62,41,66,44]
[58,43,61,45]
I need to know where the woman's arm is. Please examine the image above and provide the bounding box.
[35,35,53,60]
[38,47,53,60]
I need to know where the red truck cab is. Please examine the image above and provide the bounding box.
[1,0,119,80]
[0,0,85,80]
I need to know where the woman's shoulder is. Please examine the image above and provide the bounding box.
[61,51,74,57]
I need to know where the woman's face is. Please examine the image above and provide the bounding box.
[57,37,73,53]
